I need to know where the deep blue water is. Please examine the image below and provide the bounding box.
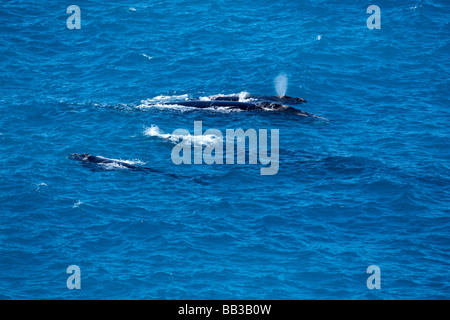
[0,0,449,299]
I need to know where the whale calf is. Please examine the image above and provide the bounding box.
[69,153,158,172]
[68,153,197,180]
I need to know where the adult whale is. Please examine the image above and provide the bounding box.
[163,100,286,110]
[160,100,323,118]
[208,94,306,104]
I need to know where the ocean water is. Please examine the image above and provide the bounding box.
[0,0,449,299]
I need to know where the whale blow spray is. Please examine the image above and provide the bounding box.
[275,73,288,97]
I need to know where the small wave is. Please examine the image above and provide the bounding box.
[73,200,83,208]
[142,53,153,60]
[34,183,48,192]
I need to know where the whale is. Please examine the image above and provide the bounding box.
[68,153,161,173]
[69,153,145,169]
[208,94,306,104]
[162,100,287,111]
[68,153,200,180]
[160,100,322,118]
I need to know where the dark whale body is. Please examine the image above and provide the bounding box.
[164,100,286,111]
[163,100,320,118]
[68,153,161,173]
[209,95,307,104]
[68,154,195,180]
[69,153,139,168]
[155,93,325,118]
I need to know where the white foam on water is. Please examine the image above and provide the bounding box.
[144,125,223,146]
[99,162,130,170]
[260,104,288,111]
[149,94,190,102]
[73,200,83,208]
[144,125,174,141]
[136,102,191,112]
[34,182,48,192]
[202,106,244,113]
[112,158,145,166]
[200,91,252,102]
[84,156,145,171]
[136,95,192,111]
